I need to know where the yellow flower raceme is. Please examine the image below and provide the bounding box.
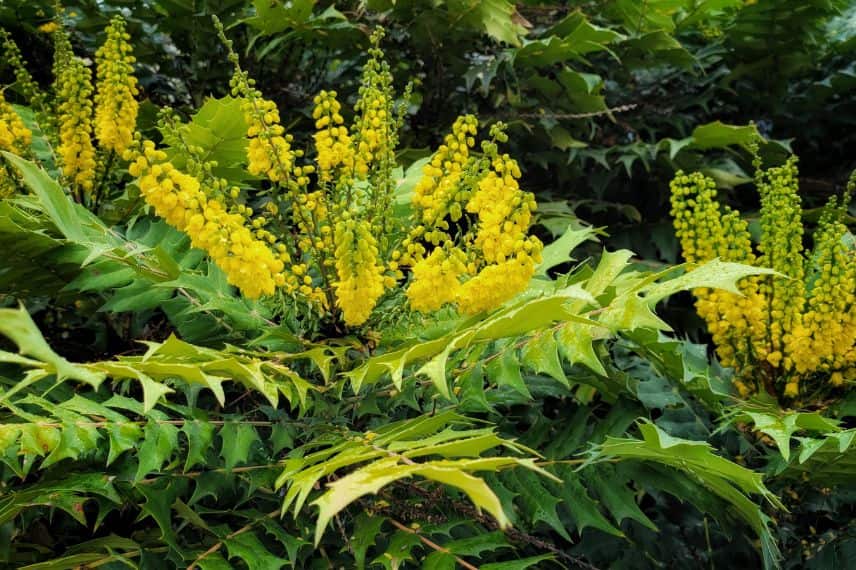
[127,141,285,299]
[0,91,32,198]
[242,95,296,183]
[405,120,542,315]
[670,172,768,374]
[0,92,32,154]
[456,256,537,315]
[55,55,97,193]
[787,195,856,375]
[333,219,386,326]
[94,16,139,154]
[410,115,478,240]
[756,157,805,362]
[352,33,394,180]
[671,162,856,401]
[467,154,540,264]
[313,90,354,182]
[406,247,467,313]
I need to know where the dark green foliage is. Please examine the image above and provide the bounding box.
[1,2,854,568]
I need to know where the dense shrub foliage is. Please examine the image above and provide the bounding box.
[0,2,854,570]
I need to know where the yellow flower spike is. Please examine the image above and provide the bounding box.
[94,16,139,154]
[406,247,467,313]
[671,161,856,402]
[456,256,537,315]
[127,141,284,299]
[0,91,32,156]
[313,90,355,182]
[54,42,98,194]
[351,30,396,181]
[0,95,28,199]
[333,219,386,326]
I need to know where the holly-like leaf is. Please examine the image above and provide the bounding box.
[219,422,261,471]
[535,225,597,276]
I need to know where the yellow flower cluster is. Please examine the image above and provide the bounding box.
[406,115,478,260]
[313,90,354,182]
[468,155,541,264]
[127,141,285,298]
[351,31,394,180]
[238,86,296,183]
[671,172,767,380]
[671,162,856,400]
[756,157,805,365]
[179,19,544,328]
[0,92,32,198]
[333,219,386,326]
[406,248,468,313]
[94,16,139,154]
[38,22,60,34]
[404,120,543,315]
[0,92,32,154]
[784,189,856,386]
[55,52,97,193]
[457,258,537,315]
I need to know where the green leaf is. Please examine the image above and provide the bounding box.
[590,421,782,567]
[504,469,569,540]
[486,348,531,399]
[520,332,568,386]
[445,531,510,557]
[556,323,605,376]
[553,466,622,537]
[183,419,216,472]
[423,551,457,570]
[352,513,386,570]
[643,259,776,304]
[224,532,288,570]
[135,421,179,481]
[219,422,260,471]
[690,121,760,150]
[536,225,597,275]
[475,0,526,46]
[107,422,143,466]
[586,463,658,531]
[2,152,90,242]
[0,306,105,399]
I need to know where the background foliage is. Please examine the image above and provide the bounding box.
[1,1,855,569]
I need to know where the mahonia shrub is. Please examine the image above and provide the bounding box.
[671,156,855,402]
[122,23,543,328]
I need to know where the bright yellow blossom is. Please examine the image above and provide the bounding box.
[94,16,139,154]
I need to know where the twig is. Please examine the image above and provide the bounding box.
[387,517,480,570]
[519,103,638,120]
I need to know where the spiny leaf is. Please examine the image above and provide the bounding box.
[352,513,386,570]
[219,422,261,471]
[536,225,597,276]
[520,332,568,386]
[135,421,179,481]
[643,259,776,304]
[224,532,288,570]
[183,419,216,472]
[0,306,105,396]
